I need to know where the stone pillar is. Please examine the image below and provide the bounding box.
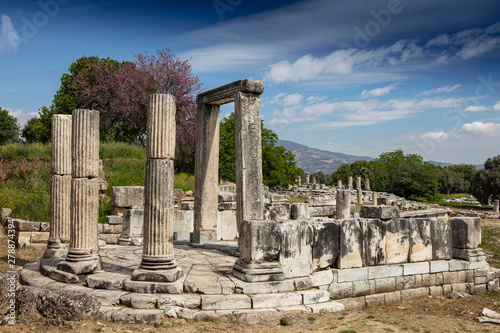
[348,176,353,188]
[337,179,342,188]
[193,103,220,244]
[356,177,362,189]
[44,115,72,259]
[235,91,264,228]
[357,188,363,204]
[133,94,182,282]
[336,189,351,219]
[493,199,499,214]
[372,192,378,205]
[57,110,100,275]
[298,176,301,187]
[364,178,370,191]
[312,176,316,185]
[306,174,310,184]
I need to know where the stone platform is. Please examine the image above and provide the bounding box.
[19,242,500,324]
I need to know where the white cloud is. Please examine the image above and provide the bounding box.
[360,83,398,99]
[464,105,490,112]
[459,121,500,135]
[420,84,461,96]
[306,96,326,104]
[493,101,500,111]
[419,131,449,141]
[1,106,37,127]
[0,15,20,55]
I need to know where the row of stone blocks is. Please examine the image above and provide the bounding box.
[234,216,481,281]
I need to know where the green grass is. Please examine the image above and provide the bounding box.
[288,197,308,204]
[480,225,500,268]
[0,142,51,158]
[99,141,146,159]
[102,159,146,195]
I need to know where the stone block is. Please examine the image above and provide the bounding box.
[403,262,429,275]
[353,280,375,297]
[218,192,236,202]
[216,209,238,241]
[181,201,195,210]
[111,186,144,208]
[337,296,365,310]
[86,272,128,290]
[107,215,123,225]
[218,202,237,210]
[384,218,409,264]
[488,279,499,292]
[365,294,385,307]
[14,219,40,231]
[429,286,443,296]
[157,294,201,309]
[122,279,183,294]
[99,233,119,244]
[293,277,312,290]
[309,206,324,217]
[290,203,310,220]
[311,269,335,287]
[30,231,49,243]
[278,220,313,278]
[451,217,481,249]
[449,260,468,271]
[401,287,429,301]
[409,218,432,262]
[111,308,164,324]
[120,294,158,309]
[119,208,144,244]
[384,291,401,303]
[173,210,194,241]
[329,282,353,299]
[323,205,336,217]
[311,220,340,271]
[363,219,386,266]
[238,219,280,263]
[375,277,396,293]
[40,222,49,232]
[300,290,330,304]
[359,205,400,220]
[338,219,364,269]
[251,292,302,309]
[337,267,368,282]
[15,231,32,247]
[430,260,449,273]
[368,265,402,279]
[268,205,290,220]
[308,301,344,313]
[230,279,294,294]
[430,218,452,260]
[201,295,251,310]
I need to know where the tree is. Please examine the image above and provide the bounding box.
[0,108,20,144]
[472,156,500,205]
[21,106,53,143]
[330,160,371,186]
[219,112,302,189]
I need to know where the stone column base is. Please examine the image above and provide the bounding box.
[57,254,102,275]
[118,236,143,246]
[232,259,284,282]
[43,242,69,259]
[190,229,217,244]
[132,267,183,282]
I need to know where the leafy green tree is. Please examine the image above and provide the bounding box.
[472,156,500,205]
[219,112,302,188]
[310,171,331,185]
[0,108,20,144]
[330,160,371,186]
[370,150,439,200]
[21,106,53,143]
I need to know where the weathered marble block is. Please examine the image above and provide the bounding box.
[451,217,481,249]
[359,205,400,220]
[118,207,144,245]
[269,205,290,220]
[174,210,194,241]
[431,218,452,260]
[311,219,340,271]
[363,219,386,266]
[217,209,237,240]
[112,186,145,208]
[238,219,281,264]
[384,218,409,264]
[409,218,433,262]
[338,219,364,269]
[278,220,313,278]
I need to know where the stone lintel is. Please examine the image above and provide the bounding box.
[197,79,264,105]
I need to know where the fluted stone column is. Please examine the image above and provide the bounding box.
[306,174,310,184]
[365,178,371,191]
[298,176,301,187]
[44,115,72,259]
[372,192,378,206]
[357,188,363,204]
[493,199,499,214]
[337,180,342,188]
[312,176,316,185]
[336,189,351,219]
[58,110,101,275]
[348,176,353,188]
[356,177,362,190]
[133,94,183,282]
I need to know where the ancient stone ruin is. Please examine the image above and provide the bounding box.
[13,79,500,324]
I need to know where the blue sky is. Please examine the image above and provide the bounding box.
[1,0,500,165]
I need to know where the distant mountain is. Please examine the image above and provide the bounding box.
[276,139,373,174]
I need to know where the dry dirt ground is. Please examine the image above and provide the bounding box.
[2,220,500,333]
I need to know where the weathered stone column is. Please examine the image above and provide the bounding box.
[348,176,353,188]
[193,103,220,244]
[365,178,371,191]
[44,114,72,259]
[306,174,310,184]
[356,177,362,189]
[357,188,363,204]
[337,180,342,188]
[493,199,499,214]
[372,192,378,205]
[298,176,301,187]
[312,176,316,184]
[58,109,100,275]
[235,91,264,227]
[336,189,351,219]
[133,93,182,282]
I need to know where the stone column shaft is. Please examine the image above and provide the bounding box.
[193,103,220,243]
[357,188,363,204]
[336,189,351,219]
[348,176,353,188]
[372,192,378,206]
[306,174,310,184]
[146,94,176,159]
[51,115,72,175]
[72,110,99,178]
[337,180,342,188]
[298,176,301,187]
[356,177,362,190]
[312,176,316,184]
[365,178,371,191]
[493,199,499,214]
[235,92,264,228]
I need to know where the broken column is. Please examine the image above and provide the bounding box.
[365,178,371,191]
[44,114,72,259]
[312,176,316,184]
[337,180,342,188]
[494,199,499,214]
[298,175,301,187]
[57,110,100,275]
[306,174,310,184]
[357,188,363,204]
[372,192,378,206]
[336,189,351,219]
[348,176,353,188]
[356,176,362,189]
[133,93,183,282]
